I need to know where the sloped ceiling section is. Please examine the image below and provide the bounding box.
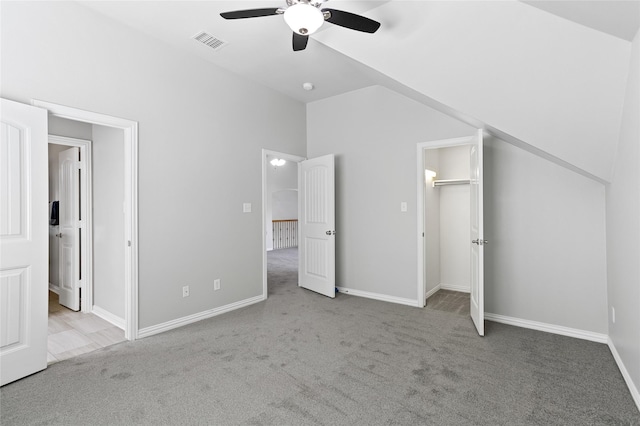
[314,1,633,182]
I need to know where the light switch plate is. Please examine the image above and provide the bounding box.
[401,202,408,212]
[243,203,251,213]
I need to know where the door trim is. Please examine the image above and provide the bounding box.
[416,135,478,307]
[261,149,305,299]
[34,100,139,341]
[48,135,92,314]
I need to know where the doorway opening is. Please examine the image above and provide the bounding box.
[423,144,472,315]
[261,150,305,298]
[416,131,485,335]
[35,99,139,341]
[47,128,127,363]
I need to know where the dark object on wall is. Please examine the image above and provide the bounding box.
[50,201,59,226]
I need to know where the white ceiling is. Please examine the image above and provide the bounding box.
[80,0,640,104]
[522,0,640,42]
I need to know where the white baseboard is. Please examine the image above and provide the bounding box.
[485,313,608,344]
[137,295,265,339]
[48,283,59,294]
[608,337,640,412]
[440,283,470,293]
[92,305,125,330]
[425,284,441,299]
[336,286,421,308]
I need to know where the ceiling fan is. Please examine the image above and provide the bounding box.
[220,0,381,51]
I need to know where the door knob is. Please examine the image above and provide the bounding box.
[326,230,335,235]
[471,239,488,245]
[55,233,63,238]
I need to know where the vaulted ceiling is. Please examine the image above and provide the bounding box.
[80,1,639,182]
[80,1,639,104]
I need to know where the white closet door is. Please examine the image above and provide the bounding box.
[469,129,485,336]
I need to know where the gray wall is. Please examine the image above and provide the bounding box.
[307,85,474,301]
[606,29,640,399]
[92,124,125,320]
[483,136,607,333]
[307,85,608,334]
[1,1,306,329]
[49,116,93,140]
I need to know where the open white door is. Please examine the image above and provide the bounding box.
[469,129,485,336]
[57,147,81,311]
[298,154,335,298]
[0,98,48,385]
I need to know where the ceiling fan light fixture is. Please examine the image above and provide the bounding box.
[270,158,286,167]
[284,3,324,35]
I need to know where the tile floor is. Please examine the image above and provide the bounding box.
[426,289,470,316]
[48,291,125,364]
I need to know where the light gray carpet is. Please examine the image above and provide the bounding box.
[1,247,638,425]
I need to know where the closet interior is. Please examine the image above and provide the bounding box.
[424,145,472,312]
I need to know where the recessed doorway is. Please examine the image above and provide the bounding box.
[261,149,305,298]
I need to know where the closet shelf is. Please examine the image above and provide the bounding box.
[432,179,470,187]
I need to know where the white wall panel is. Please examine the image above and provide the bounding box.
[0,268,27,348]
[0,123,24,238]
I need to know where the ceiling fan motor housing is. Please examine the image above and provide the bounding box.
[284,0,325,35]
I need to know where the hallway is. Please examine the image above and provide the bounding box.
[48,292,125,364]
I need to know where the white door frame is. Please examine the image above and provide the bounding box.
[48,135,92,313]
[416,135,478,307]
[261,149,305,299]
[34,100,139,341]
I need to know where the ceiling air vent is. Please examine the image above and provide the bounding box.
[192,31,227,51]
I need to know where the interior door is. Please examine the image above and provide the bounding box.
[0,98,48,386]
[57,147,80,311]
[469,129,485,336]
[298,154,335,298]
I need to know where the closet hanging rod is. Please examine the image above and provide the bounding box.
[432,179,470,187]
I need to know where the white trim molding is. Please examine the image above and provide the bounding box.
[608,338,640,412]
[33,99,139,341]
[92,305,125,330]
[337,287,422,308]
[137,295,264,339]
[425,284,441,300]
[485,313,608,344]
[440,283,471,293]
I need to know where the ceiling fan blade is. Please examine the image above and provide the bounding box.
[220,8,280,20]
[293,33,308,51]
[322,8,381,33]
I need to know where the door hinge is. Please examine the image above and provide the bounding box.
[127,240,131,247]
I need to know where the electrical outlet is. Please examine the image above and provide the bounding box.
[182,285,190,298]
[612,306,616,324]
[214,279,221,291]
[400,202,408,212]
